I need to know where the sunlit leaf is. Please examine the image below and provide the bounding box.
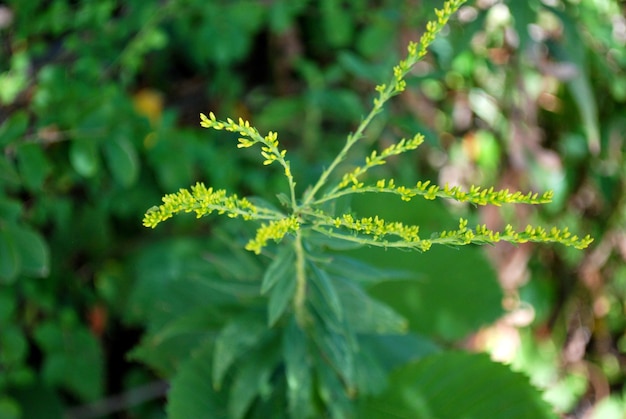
[69,139,100,178]
[363,351,557,419]
[7,224,50,278]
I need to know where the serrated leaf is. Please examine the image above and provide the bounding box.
[167,341,227,419]
[261,245,295,294]
[0,228,20,283]
[16,143,51,190]
[69,139,100,178]
[283,319,314,418]
[212,311,268,389]
[102,135,139,187]
[7,224,49,278]
[267,260,296,326]
[363,351,557,419]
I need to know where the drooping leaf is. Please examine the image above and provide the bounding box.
[212,310,268,389]
[333,276,408,334]
[309,263,343,322]
[228,340,281,419]
[315,352,355,419]
[261,245,295,294]
[283,318,314,418]
[362,351,557,419]
[267,259,296,326]
[167,341,227,419]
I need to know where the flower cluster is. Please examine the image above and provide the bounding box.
[324,178,555,207]
[337,134,424,189]
[144,0,593,258]
[432,218,593,250]
[142,182,273,228]
[245,216,300,254]
[200,112,292,177]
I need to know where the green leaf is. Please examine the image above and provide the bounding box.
[167,341,227,419]
[0,197,22,221]
[7,224,50,278]
[283,319,314,417]
[0,227,20,283]
[69,138,100,177]
[102,135,139,187]
[16,143,51,190]
[0,325,28,365]
[349,197,503,340]
[228,341,280,419]
[34,321,104,401]
[324,254,413,285]
[0,111,28,147]
[267,259,296,326]
[0,156,21,186]
[310,263,343,322]
[9,382,64,419]
[552,9,600,153]
[0,397,20,419]
[212,311,268,389]
[363,351,557,419]
[261,245,295,294]
[315,353,354,419]
[334,276,408,334]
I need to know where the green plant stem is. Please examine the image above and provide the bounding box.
[301,92,389,206]
[293,230,308,325]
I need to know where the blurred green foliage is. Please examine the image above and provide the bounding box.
[0,0,624,417]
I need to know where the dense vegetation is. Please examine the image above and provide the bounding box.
[1,0,624,417]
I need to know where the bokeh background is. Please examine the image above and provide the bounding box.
[1,0,625,417]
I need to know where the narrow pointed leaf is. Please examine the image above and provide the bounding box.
[212,311,267,389]
[267,262,296,326]
[261,245,295,294]
[310,263,343,322]
[283,319,314,418]
[167,341,226,419]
